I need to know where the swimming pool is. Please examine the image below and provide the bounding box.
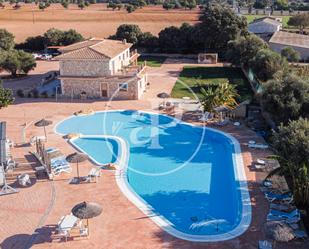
[55,110,251,242]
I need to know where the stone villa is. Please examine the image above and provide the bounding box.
[56,38,148,100]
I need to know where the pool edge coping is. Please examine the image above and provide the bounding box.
[54,109,252,242]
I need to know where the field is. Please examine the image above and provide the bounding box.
[171,67,253,102]
[244,14,291,28]
[0,3,199,42]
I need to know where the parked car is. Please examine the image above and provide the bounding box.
[32,53,42,60]
[41,54,53,60]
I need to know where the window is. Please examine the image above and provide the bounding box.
[123,53,125,60]
[119,83,128,91]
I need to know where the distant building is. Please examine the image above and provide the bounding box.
[269,31,309,61]
[248,17,282,35]
[55,38,147,100]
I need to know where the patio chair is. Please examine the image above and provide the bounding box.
[258,240,272,249]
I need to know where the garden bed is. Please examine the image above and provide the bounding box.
[171,66,253,102]
[138,55,167,67]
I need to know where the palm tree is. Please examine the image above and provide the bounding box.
[199,81,239,113]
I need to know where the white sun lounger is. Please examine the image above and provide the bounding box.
[248,143,269,149]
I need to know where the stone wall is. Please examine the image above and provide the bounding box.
[60,59,111,77]
[61,76,145,100]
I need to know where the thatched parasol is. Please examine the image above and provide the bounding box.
[66,152,88,183]
[72,201,102,235]
[34,119,53,141]
[264,221,295,243]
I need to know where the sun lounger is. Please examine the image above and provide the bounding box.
[248,143,269,149]
[265,191,293,202]
[258,240,272,249]
[199,112,210,122]
[82,167,101,183]
[267,215,300,224]
[294,229,308,240]
[57,214,79,242]
[270,203,296,212]
[268,209,300,219]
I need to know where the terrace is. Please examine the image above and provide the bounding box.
[0,59,308,249]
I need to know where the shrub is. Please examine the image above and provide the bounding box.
[41,91,49,98]
[31,89,39,98]
[16,89,25,97]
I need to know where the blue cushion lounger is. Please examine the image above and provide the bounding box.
[268,209,300,219]
[267,214,300,224]
[265,192,293,202]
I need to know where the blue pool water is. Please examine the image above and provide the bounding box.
[56,110,250,241]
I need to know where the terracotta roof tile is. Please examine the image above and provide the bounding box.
[56,38,133,60]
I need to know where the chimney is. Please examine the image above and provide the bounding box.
[122,39,127,44]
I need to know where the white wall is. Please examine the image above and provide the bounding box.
[109,48,131,75]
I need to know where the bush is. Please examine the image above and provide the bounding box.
[16,89,25,97]
[281,46,301,62]
[0,81,14,108]
[41,91,49,98]
[31,89,39,98]
[125,4,137,13]
[251,49,288,81]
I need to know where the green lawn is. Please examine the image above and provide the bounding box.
[244,15,291,28]
[138,55,167,67]
[171,67,253,102]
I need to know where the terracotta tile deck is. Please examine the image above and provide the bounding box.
[0,61,308,249]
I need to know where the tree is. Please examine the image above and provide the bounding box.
[288,13,309,33]
[15,35,46,51]
[226,34,268,66]
[261,73,309,124]
[162,0,175,10]
[38,2,49,11]
[44,28,64,46]
[62,29,84,45]
[0,81,14,108]
[275,0,288,10]
[125,4,137,13]
[281,46,301,62]
[137,32,159,50]
[0,49,36,76]
[158,23,196,53]
[18,50,37,74]
[200,81,238,113]
[270,118,309,207]
[89,0,96,3]
[197,4,248,51]
[0,29,15,51]
[78,0,86,9]
[61,0,69,8]
[251,49,288,81]
[114,24,142,44]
